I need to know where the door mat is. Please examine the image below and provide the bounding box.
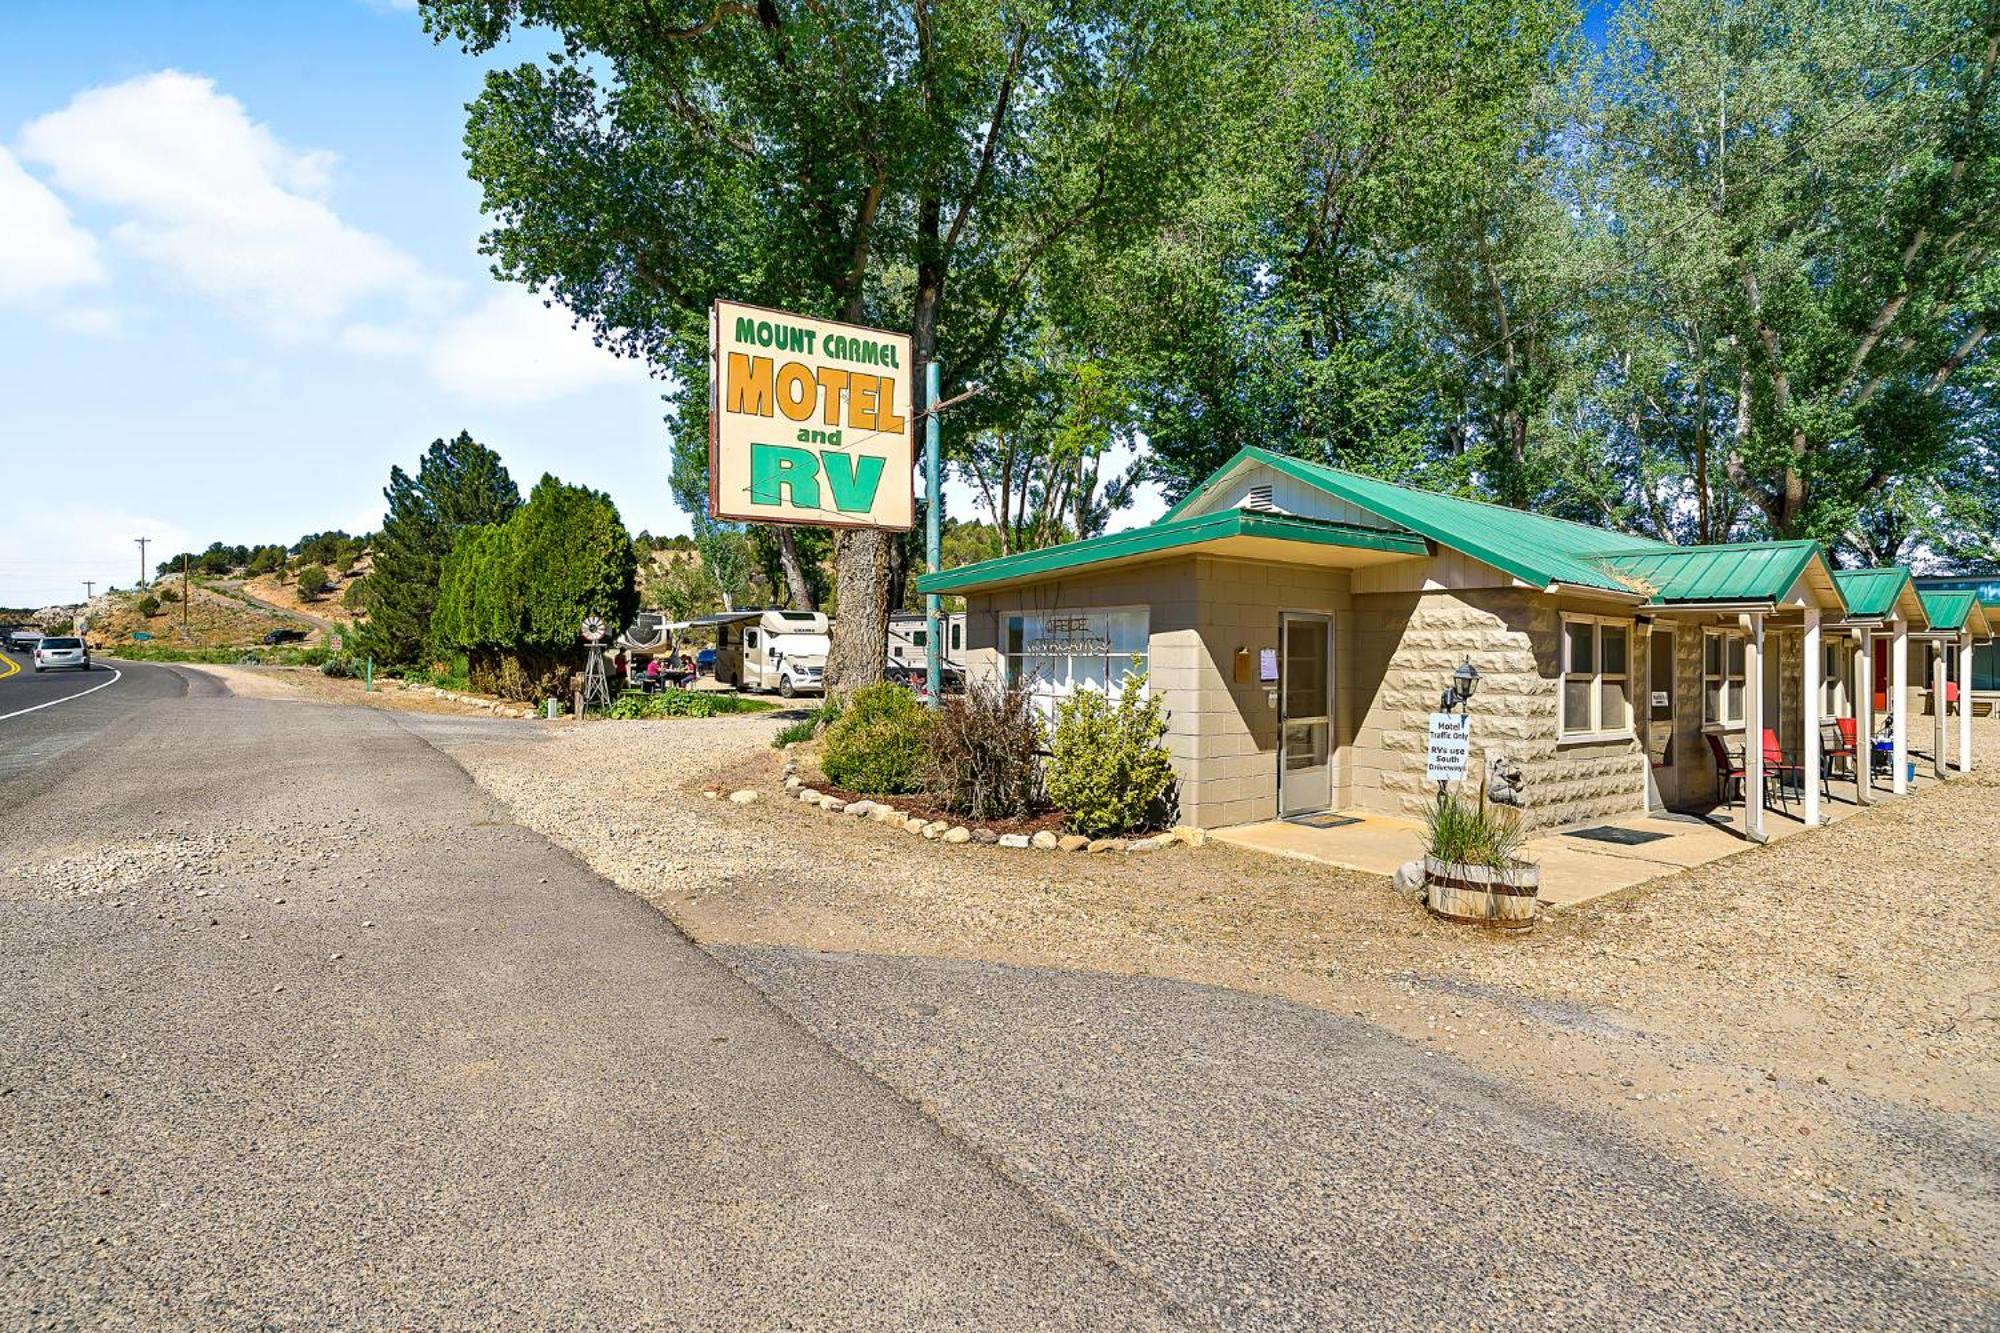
[1566,825,1671,846]
[1285,813,1361,830]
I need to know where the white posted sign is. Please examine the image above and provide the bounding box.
[1426,712,1471,782]
[709,299,915,530]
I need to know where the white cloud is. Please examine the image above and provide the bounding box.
[12,70,647,407]
[0,504,192,608]
[427,289,655,406]
[0,146,104,303]
[17,71,444,336]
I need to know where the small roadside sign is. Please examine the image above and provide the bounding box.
[329,633,343,652]
[1426,712,1471,782]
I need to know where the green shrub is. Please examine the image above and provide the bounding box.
[135,594,160,618]
[820,682,930,794]
[320,652,360,679]
[296,564,331,600]
[923,677,1042,821]
[772,699,839,748]
[1045,673,1174,838]
[601,689,771,720]
[1421,794,1531,869]
[159,586,180,603]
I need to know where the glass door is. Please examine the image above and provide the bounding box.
[1646,627,1676,811]
[1279,613,1333,817]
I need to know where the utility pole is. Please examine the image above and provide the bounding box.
[135,537,151,588]
[83,581,94,601]
[181,554,190,636]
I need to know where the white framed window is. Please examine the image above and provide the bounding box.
[1703,628,1747,726]
[1004,608,1149,715]
[1820,641,1848,718]
[1561,615,1632,737]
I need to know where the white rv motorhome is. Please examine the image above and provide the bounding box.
[887,611,964,669]
[706,609,831,697]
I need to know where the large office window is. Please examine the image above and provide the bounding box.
[1703,629,1747,725]
[1561,615,1631,737]
[1004,609,1148,713]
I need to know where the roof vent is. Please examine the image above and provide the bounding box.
[1242,483,1277,513]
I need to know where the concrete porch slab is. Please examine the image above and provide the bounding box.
[1209,766,1956,909]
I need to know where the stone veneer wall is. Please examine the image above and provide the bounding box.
[1347,588,1649,832]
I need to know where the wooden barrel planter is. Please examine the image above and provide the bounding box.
[1423,855,1541,932]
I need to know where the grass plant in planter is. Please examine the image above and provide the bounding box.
[1421,794,1540,931]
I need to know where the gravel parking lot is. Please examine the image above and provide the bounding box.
[429,709,2000,1298]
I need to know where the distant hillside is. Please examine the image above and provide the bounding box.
[86,579,323,650]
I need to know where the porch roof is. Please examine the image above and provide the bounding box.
[1917,588,1989,635]
[1832,567,1938,629]
[915,508,1428,595]
[1580,541,1844,611]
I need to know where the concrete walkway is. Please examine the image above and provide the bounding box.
[1212,768,1952,907]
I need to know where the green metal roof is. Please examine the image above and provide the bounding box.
[1918,588,1977,631]
[915,508,1428,595]
[1584,542,1828,605]
[1163,446,1666,594]
[1832,567,1913,619]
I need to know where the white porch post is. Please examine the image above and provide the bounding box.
[1854,629,1873,806]
[1744,612,1766,841]
[1961,634,1976,774]
[1933,642,1948,779]
[1891,615,1909,795]
[1803,608,1821,826]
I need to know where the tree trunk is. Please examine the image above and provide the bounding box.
[776,527,815,610]
[824,187,946,696]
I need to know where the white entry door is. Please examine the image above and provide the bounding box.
[1279,612,1333,817]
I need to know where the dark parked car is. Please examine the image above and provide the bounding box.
[262,628,308,645]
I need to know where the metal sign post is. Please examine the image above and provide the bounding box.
[924,360,942,709]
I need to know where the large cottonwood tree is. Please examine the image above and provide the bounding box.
[420,0,1218,691]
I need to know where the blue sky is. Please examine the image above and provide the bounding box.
[0,0,1617,608]
[0,0,678,606]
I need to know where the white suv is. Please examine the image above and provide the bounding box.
[32,637,90,672]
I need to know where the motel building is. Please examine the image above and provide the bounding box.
[918,447,1995,867]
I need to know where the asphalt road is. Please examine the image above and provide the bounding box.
[3,668,1992,1329]
[0,650,175,784]
[0,668,1169,1328]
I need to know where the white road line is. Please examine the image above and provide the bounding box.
[0,668,124,722]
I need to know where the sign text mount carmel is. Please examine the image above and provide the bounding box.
[709,299,915,530]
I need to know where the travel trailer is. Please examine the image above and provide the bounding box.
[887,611,965,670]
[704,609,831,697]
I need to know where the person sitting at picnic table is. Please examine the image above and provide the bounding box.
[645,656,662,688]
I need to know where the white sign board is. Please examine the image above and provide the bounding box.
[1426,712,1471,782]
[709,299,915,530]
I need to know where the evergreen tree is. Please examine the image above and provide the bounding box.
[359,431,520,665]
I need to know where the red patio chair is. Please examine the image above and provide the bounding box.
[1706,732,1747,809]
[1820,721,1855,786]
[1762,728,1808,811]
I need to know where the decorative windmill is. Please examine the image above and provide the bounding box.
[580,614,611,709]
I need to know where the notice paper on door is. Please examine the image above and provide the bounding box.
[1426,712,1471,782]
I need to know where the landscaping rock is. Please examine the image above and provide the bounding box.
[1171,825,1208,847]
[872,805,902,824]
[845,801,875,817]
[783,775,802,792]
[971,829,999,845]
[1030,830,1060,850]
[1392,859,1425,895]
[904,817,928,834]
[922,821,948,839]
[798,788,821,804]
[1058,834,1090,852]
[1086,838,1128,853]
[942,827,971,844]
[1128,835,1170,852]
[998,833,1031,849]
[818,796,847,813]
[727,789,760,805]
